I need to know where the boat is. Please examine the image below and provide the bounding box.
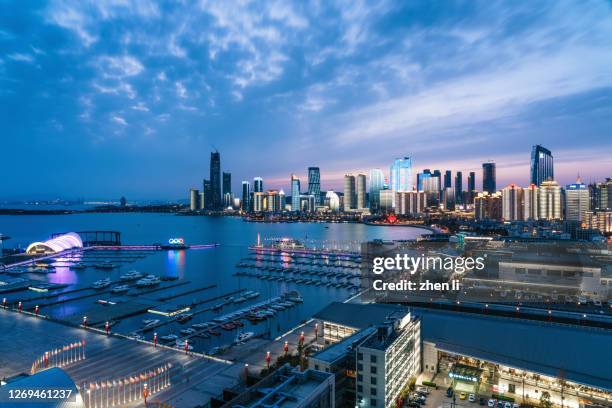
[175,313,193,323]
[160,334,178,342]
[91,278,111,289]
[160,238,189,250]
[213,317,227,323]
[161,275,179,281]
[71,263,87,270]
[180,328,196,335]
[233,296,246,304]
[142,319,160,331]
[233,320,244,327]
[220,323,236,330]
[208,328,221,336]
[175,340,194,350]
[135,275,161,287]
[119,270,144,281]
[111,285,130,293]
[235,331,255,343]
[94,262,117,269]
[192,322,210,329]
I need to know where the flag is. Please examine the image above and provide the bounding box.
[89,383,95,391]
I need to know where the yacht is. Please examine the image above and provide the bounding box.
[233,296,246,304]
[192,322,210,329]
[175,313,193,323]
[94,262,117,270]
[160,334,178,342]
[72,263,87,270]
[91,278,111,289]
[111,285,130,293]
[180,328,196,335]
[235,332,255,343]
[142,319,159,331]
[120,270,144,281]
[135,275,161,287]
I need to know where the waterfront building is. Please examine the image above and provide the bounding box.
[199,191,205,210]
[538,179,562,220]
[326,191,340,212]
[253,177,263,193]
[416,169,431,192]
[253,191,265,212]
[523,184,539,220]
[356,314,421,408]
[357,174,367,209]
[203,179,211,210]
[189,188,200,211]
[267,190,282,212]
[474,191,502,220]
[291,174,301,212]
[344,175,356,211]
[390,157,413,207]
[300,194,316,212]
[565,178,589,222]
[422,175,440,207]
[26,232,83,255]
[368,169,385,212]
[530,144,554,186]
[455,171,463,205]
[443,170,452,190]
[502,184,524,221]
[222,172,232,208]
[279,189,286,210]
[585,210,612,235]
[220,364,335,408]
[241,181,251,212]
[210,151,221,210]
[308,167,322,206]
[442,187,455,211]
[396,191,427,215]
[482,162,496,194]
[379,189,394,213]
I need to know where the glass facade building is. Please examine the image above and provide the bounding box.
[530,145,554,186]
[308,167,321,206]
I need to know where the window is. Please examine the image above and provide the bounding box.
[527,269,541,275]
[371,398,377,406]
[357,352,363,360]
[370,366,377,374]
[357,374,363,382]
[314,364,319,370]
[370,355,377,364]
[357,363,363,371]
[515,268,526,274]
[371,388,377,396]
[357,385,363,392]
[371,377,377,385]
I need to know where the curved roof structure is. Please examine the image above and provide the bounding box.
[26,232,83,254]
[1,367,84,407]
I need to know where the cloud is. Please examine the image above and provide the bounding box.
[131,102,149,112]
[98,55,144,78]
[8,53,35,63]
[175,81,187,98]
[112,115,128,126]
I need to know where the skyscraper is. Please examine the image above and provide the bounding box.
[417,169,431,191]
[390,157,413,193]
[291,174,301,212]
[443,170,452,190]
[593,178,611,210]
[222,172,232,208]
[253,177,263,193]
[343,174,356,210]
[455,171,463,204]
[474,192,502,220]
[523,184,539,220]
[241,181,251,212]
[565,177,589,222]
[202,179,211,210]
[369,169,385,212]
[482,162,496,194]
[468,171,475,193]
[538,179,562,220]
[530,145,554,186]
[356,174,366,209]
[307,167,321,206]
[189,188,200,211]
[502,184,524,221]
[210,151,221,210]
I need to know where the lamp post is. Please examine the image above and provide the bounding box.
[82,315,88,328]
[265,351,271,369]
[299,331,305,346]
[35,305,39,317]
[3,297,7,308]
[105,321,110,335]
[184,339,189,354]
[153,332,157,348]
[284,341,289,356]
[18,301,22,312]
[314,323,319,341]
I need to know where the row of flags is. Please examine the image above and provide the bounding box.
[86,363,172,391]
[31,340,85,374]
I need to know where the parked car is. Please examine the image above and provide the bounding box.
[488,399,497,408]
[504,402,512,408]
[479,397,486,405]
[460,392,468,400]
[469,394,476,402]
[446,387,454,397]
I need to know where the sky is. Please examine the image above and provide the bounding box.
[1,0,611,200]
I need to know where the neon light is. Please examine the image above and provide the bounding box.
[26,233,83,254]
[168,238,184,245]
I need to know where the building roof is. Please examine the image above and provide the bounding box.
[1,367,84,407]
[313,302,408,330]
[26,232,83,254]
[310,327,376,365]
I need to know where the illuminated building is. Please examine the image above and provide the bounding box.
[482,162,496,194]
[210,151,221,209]
[291,174,301,212]
[26,232,83,255]
[502,184,524,221]
[241,181,251,212]
[253,192,265,212]
[530,144,554,186]
[308,167,321,206]
[344,175,356,210]
[253,177,263,193]
[369,169,384,212]
[357,174,366,209]
[189,188,200,211]
[390,157,413,206]
[326,191,340,212]
[474,192,502,220]
[565,178,589,222]
[379,189,394,213]
[585,210,612,234]
[538,179,562,220]
[396,191,426,215]
[455,171,463,204]
[523,184,539,220]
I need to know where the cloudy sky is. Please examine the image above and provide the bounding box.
[1,0,611,200]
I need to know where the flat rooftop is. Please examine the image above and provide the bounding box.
[313,302,408,330]
[311,327,376,364]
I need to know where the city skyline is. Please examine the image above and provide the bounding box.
[2,1,612,199]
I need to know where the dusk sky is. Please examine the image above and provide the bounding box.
[1,0,611,200]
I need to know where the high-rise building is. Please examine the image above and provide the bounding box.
[396,192,427,215]
[368,169,385,212]
[189,188,200,211]
[474,192,502,220]
[308,167,321,206]
[202,179,211,210]
[443,170,452,189]
[442,187,455,211]
[585,210,612,234]
[291,174,301,212]
[416,169,431,192]
[467,171,476,203]
[502,184,524,221]
[325,191,340,212]
[530,145,554,186]
[344,175,356,211]
[279,189,286,211]
[210,151,221,210]
[379,189,394,213]
[523,184,539,220]
[253,177,263,193]
[455,171,463,205]
[253,192,265,212]
[199,191,205,210]
[222,172,232,208]
[267,190,282,212]
[538,179,562,220]
[390,157,413,207]
[565,178,589,222]
[300,195,315,212]
[356,174,366,209]
[482,162,496,194]
[241,181,251,212]
[592,178,612,210]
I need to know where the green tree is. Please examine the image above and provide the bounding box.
[539,391,553,408]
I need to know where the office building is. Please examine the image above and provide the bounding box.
[455,171,463,204]
[199,191,205,210]
[222,172,232,208]
[474,192,502,220]
[344,175,356,211]
[291,174,301,212]
[203,179,211,210]
[482,162,496,194]
[189,188,200,211]
[422,175,440,207]
[356,314,421,408]
[253,191,265,212]
[442,187,455,211]
[357,174,366,209]
[268,190,282,212]
[325,191,340,212]
[210,151,221,209]
[308,167,321,206]
[395,191,427,215]
[585,210,612,235]
[565,178,589,222]
[502,184,524,221]
[253,177,263,193]
[592,178,611,210]
[530,145,554,186]
[416,169,431,192]
[390,157,413,207]
[241,181,251,212]
[443,170,452,189]
[467,171,476,202]
[523,184,539,220]
[300,194,315,212]
[279,189,286,210]
[369,169,385,212]
[538,179,562,220]
[379,189,394,213]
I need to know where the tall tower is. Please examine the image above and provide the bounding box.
[443,170,452,189]
[369,169,384,212]
[482,162,496,194]
[222,172,232,208]
[343,174,356,210]
[253,177,263,193]
[210,151,221,210]
[356,174,366,209]
[307,167,321,206]
[530,145,554,186]
[241,181,251,212]
[455,171,463,204]
[291,174,301,212]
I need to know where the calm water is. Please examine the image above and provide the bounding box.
[0,214,426,352]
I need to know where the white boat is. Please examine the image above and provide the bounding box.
[120,270,144,281]
[160,334,178,341]
[192,322,210,329]
[136,275,161,287]
[111,285,130,293]
[92,278,111,289]
[180,328,196,335]
[94,262,117,269]
[235,331,255,343]
[142,319,160,330]
[72,263,87,270]
[233,296,247,304]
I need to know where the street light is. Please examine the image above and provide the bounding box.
[35,305,39,317]
[18,301,22,312]
[83,316,88,327]
[284,341,289,356]
[153,332,157,348]
[265,351,271,369]
[105,321,110,335]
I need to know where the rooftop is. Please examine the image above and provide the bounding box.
[313,302,409,330]
[310,327,376,365]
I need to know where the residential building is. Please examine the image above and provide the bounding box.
[565,178,590,222]
[189,188,200,211]
[482,162,496,194]
[344,175,356,211]
[539,179,562,220]
[474,192,502,220]
[357,174,367,209]
[502,184,524,221]
[395,191,427,215]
